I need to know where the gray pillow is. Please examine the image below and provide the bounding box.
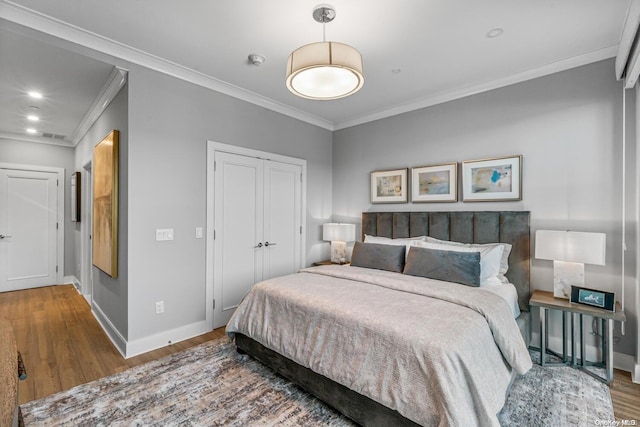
[403,246,481,287]
[350,242,405,273]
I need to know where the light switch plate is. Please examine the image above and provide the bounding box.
[195,227,203,239]
[156,228,174,241]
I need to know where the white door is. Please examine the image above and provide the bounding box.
[0,168,58,292]
[263,160,301,279]
[213,152,264,327]
[212,152,303,328]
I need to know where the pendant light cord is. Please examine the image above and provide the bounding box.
[322,9,327,42]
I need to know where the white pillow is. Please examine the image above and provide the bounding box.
[364,235,426,245]
[410,240,504,287]
[424,236,512,281]
[364,235,426,257]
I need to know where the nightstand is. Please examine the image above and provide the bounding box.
[529,290,625,384]
[312,260,349,266]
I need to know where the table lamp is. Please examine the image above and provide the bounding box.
[535,230,606,299]
[323,223,356,264]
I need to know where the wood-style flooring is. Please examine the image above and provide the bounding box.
[1,284,639,421]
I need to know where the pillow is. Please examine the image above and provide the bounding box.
[350,242,406,273]
[364,235,426,258]
[364,235,426,245]
[403,246,481,287]
[410,240,504,286]
[424,236,512,282]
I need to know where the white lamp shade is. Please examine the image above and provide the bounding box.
[535,230,606,266]
[286,41,364,100]
[323,223,356,242]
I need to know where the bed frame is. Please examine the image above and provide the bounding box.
[235,211,531,426]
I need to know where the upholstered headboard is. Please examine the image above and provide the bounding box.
[362,211,531,312]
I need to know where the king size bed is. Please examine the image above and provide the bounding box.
[226,211,532,426]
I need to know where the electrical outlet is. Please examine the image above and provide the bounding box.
[155,301,165,314]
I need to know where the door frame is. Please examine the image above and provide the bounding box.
[0,162,65,286]
[205,141,307,329]
[81,160,93,304]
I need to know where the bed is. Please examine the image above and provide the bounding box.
[226,211,532,426]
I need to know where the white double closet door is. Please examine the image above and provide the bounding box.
[213,151,302,328]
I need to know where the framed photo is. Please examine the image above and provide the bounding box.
[411,163,457,203]
[93,130,119,278]
[462,155,522,202]
[371,168,408,203]
[570,285,615,312]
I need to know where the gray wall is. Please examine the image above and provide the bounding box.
[333,59,637,358]
[74,84,129,339]
[126,64,332,341]
[0,138,76,275]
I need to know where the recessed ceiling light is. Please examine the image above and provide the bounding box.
[27,115,39,122]
[26,128,38,134]
[486,28,504,38]
[27,91,43,99]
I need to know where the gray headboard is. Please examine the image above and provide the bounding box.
[362,211,531,312]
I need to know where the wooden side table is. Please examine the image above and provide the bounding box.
[529,290,625,384]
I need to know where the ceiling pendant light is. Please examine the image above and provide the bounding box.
[286,5,364,100]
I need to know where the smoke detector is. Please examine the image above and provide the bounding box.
[248,54,266,66]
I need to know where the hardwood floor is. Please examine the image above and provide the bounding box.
[1,284,639,421]
[0,284,225,404]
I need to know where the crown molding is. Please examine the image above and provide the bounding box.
[69,66,128,146]
[0,131,74,147]
[0,0,334,131]
[333,44,619,131]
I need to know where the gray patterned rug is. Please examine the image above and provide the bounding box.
[21,337,614,426]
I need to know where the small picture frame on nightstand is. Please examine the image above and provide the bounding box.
[570,286,615,312]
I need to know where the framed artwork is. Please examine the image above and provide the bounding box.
[462,155,522,202]
[570,286,615,312]
[371,168,408,203]
[411,163,457,203]
[93,130,119,278]
[70,171,81,222]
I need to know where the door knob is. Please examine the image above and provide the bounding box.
[254,242,263,248]
[0,234,12,239]
[265,242,277,247]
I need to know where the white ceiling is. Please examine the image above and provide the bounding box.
[0,0,632,144]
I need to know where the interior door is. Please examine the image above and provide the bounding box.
[0,168,58,292]
[263,160,301,280]
[213,152,264,328]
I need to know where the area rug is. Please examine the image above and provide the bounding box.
[21,337,614,426]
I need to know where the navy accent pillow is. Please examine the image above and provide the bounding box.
[403,246,481,287]
[350,242,405,273]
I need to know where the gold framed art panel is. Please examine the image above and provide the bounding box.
[93,130,119,278]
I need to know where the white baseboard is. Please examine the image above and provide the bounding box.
[62,275,80,288]
[125,320,211,359]
[91,301,127,357]
[531,331,634,372]
[633,364,640,384]
[91,298,211,359]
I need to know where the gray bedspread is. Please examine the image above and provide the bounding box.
[226,265,532,426]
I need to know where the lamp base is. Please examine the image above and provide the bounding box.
[553,260,585,299]
[330,241,347,264]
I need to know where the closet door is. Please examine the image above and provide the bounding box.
[263,160,302,280]
[213,152,264,328]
